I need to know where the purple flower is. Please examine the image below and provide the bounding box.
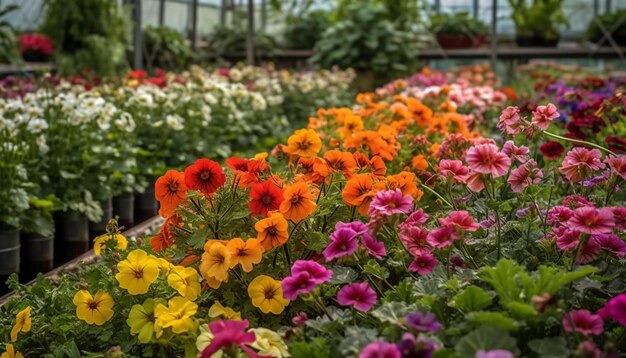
[404,312,442,333]
[336,220,368,234]
[476,350,514,358]
[368,189,413,217]
[396,333,437,358]
[329,221,387,260]
[592,234,626,257]
[323,228,359,262]
[599,294,626,327]
[282,260,332,300]
[479,215,496,229]
[337,282,377,312]
[359,341,401,358]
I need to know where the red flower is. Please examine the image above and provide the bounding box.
[539,141,565,159]
[184,158,226,195]
[18,33,54,57]
[128,69,147,80]
[150,214,182,251]
[248,181,284,216]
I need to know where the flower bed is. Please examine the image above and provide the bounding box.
[1,66,626,357]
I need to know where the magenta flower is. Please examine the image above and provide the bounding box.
[438,159,469,183]
[476,350,514,358]
[323,227,359,262]
[605,154,626,180]
[563,194,596,209]
[426,226,460,248]
[547,206,574,226]
[497,106,524,135]
[330,221,386,260]
[400,209,430,228]
[611,207,626,230]
[592,234,626,257]
[576,239,601,264]
[399,226,431,256]
[563,310,604,336]
[408,252,438,275]
[368,189,413,216]
[361,233,387,259]
[404,312,442,333]
[598,293,626,327]
[200,319,259,358]
[335,221,368,234]
[567,207,615,235]
[553,227,581,251]
[559,147,605,183]
[531,103,559,130]
[359,341,401,358]
[508,160,543,193]
[292,312,308,327]
[337,282,377,312]
[438,210,479,232]
[502,140,529,163]
[282,260,332,300]
[465,144,511,177]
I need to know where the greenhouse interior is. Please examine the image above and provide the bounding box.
[2,0,626,357]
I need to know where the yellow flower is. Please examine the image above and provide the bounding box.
[0,344,23,358]
[115,249,160,295]
[10,306,31,342]
[208,301,241,320]
[127,298,165,343]
[199,242,231,282]
[250,328,290,357]
[155,296,198,334]
[248,275,290,314]
[157,257,174,275]
[167,266,201,301]
[73,290,114,325]
[93,233,128,255]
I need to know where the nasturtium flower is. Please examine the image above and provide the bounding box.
[127,298,165,343]
[208,301,241,320]
[255,212,289,251]
[199,242,232,282]
[280,182,317,223]
[115,249,160,295]
[184,158,226,195]
[10,306,31,342]
[93,233,128,255]
[248,181,284,217]
[248,275,290,314]
[1,344,23,358]
[226,238,263,272]
[167,266,201,301]
[250,328,290,357]
[155,169,188,217]
[73,290,114,325]
[284,128,322,158]
[155,296,198,334]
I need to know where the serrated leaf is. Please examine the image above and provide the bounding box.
[451,286,492,313]
[455,326,519,358]
[528,337,569,358]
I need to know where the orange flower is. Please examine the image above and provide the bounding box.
[155,170,188,218]
[299,157,329,185]
[339,115,364,138]
[255,212,289,250]
[324,150,357,178]
[226,238,264,272]
[353,152,386,179]
[279,182,317,223]
[284,129,322,158]
[406,98,433,127]
[150,214,182,252]
[342,174,375,216]
[387,171,423,200]
[411,154,429,171]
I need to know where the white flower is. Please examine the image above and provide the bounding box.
[165,114,184,130]
[114,112,136,133]
[229,68,243,82]
[204,93,218,105]
[250,328,290,357]
[195,325,222,357]
[251,93,267,111]
[36,135,49,154]
[27,118,48,133]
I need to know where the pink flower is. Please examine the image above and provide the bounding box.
[604,155,626,180]
[466,171,485,192]
[563,310,604,336]
[332,221,386,260]
[611,207,626,230]
[547,206,574,226]
[408,252,438,274]
[438,159,469,183]
[563,194,595,209]
[337,282,377,312]
[368,189,413,217]
[399,226,431,256]
[361,233,387,259]
[438,210,479,232]
[400,209,430,229]
[507,160,543,193]
[323,228,359,262]
[359,341,401,358]
[598,293,626,327]
[592,234,626,257]
[568,207,615,235]
[200,320,259,358]
[577,240,601,264]
[502,141,529,163]
[292,312,308,327]
[282,260,332,300]
[553,227,581,251]
[465,144,511,177]
[531,103,559,130]
[559,148,605,183]
[498,106,524,135]
[426,226,460,248]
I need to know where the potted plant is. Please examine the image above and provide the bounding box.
[20,195,59,282]
[431,12,489,49]
[508,0,568,47]
[586,9,626,46]
[18,33,54,62]
[0,1,19,64]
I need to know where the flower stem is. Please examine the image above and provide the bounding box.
[420,183,453,208]
[543,130,616,156]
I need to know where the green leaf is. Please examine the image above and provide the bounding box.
[478,259,525,304]
[371,301,418,324]
[290,338,331,358]
[302,231,328,252]
[528,337,569,358]
[338,326,380,357]
[451,286,492,313]
[506,301,537,319]
[467,311,520,331]
[364,259,390,280]
[455,326,519,358]
[329,266,359,285]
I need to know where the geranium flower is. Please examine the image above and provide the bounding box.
[200,320,260,358]
[368,189,413,216]
[199,242,232,282]
[249,328,290,358]
[598,293,626,327]
[408,252,438,274]
[324,149,357,178]
[553,227,581,251]
[155,170,188,217]
[359,341,401,358]
[426,226,460,248]
[208,301,241,320]
[337,282,377,312]
[155,296,198,334]
[438,159,469,183]
[399,226,431,256]
[255,212,289,250]
[404,311,442,333]
[508,160,543,192]
[280,182,317,222]
[115,249,160,295]
[546,206,574,226]
[248,275,290,314]
[323,227,359,261]
[248,181,284,217]
[465,144,511,177]
[184,158,226,195]
[10,307,31,342]
[559,147,605,183]
[167,266,201,301]
[127,298,165,343]
[497,106,524,135]
[342,173,375,215]
[282,260,332,300]
[284,129,322,157]
[73,290,114,326]
[531,103,559,130]
[502,140,529,163]
[563,310,604,336]
[592,234,626,257]
[567,207,615,235]
[0,344,23,358]
[93,233,128,255]
[540,141,565,159]
[226,238,264,272]
[438,210,479,232]
[604,154,626,180]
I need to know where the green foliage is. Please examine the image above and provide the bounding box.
[507,0,568,39]
[455,326,519,358]
[0,0,19,64]
[334,0,424,29]
[143,25,192,71]
[430,11,489,36]
[208,25,276,58]
[586,10,626,45]
[450,285,493,313]
[40,0,130,76]
[284,10,331,49]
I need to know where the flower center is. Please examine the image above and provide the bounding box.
[267,226,277,236]
[134,267,145,279]
[264,287,277,299]
[88,301,99,310]
[261,195,273,205]
[200,171,211,181]
[290,194,302,204]
[168,181,179,193]
[297,140,311,150]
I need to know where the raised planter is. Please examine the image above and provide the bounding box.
[89,198,113,243]
[113,192,135,229]
[20,232,54,282]
[135,185,158,223]
[515,36,559,47]
[436,33,486,49]
[55,212,89,265]
[0,228,20,295]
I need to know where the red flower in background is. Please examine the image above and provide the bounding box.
[248,181,283,216]
[184,158,226,195]
[19,33,54,57]
[539,141,565,159]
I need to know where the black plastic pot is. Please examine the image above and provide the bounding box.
[55,212,89,264]
[113,192,135,229]
[89,198,113,242]
[135,186,158,223]
[515,36,559,47]
[22,50,51,62]
[20,232,54,282]
[0,228,20,295]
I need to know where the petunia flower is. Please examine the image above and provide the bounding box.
[249,328,290,358]
[508,160,543,193]
[199,242,232,283]
[283,129,322,158]
[10,307,31,342]
[200,320,261,358]
[426,226,460,248]
[592,234,626,257]
[155,169,187,217]
[408,252,438,275]
[248,181,284,217]
[73,290,114,326]
[280,182,317,223]
[226,238,264,272]
[559,147,605,183]
[155,296,198,334]
[255,212,289,251]
[438,159,469,184]
[438,210,479,232]
[281,260,332,300]
[368,189,413,217]
[399,226,431,256]
[208,301,241,320]
[359,341,401,358]
[598,293,626,327]
[127,298,165,343]
[323,227,359,262]
[167,266,201,301]
[337,282,377,312]
[342,173,375,216]
[184,158,226,195]
[531,103,559,130]
[563,309,604,336]
[405,311,442,333]
[567,206,615,235]
[115,249,160,295]
[502,140,529,163]
[605,154,626,180]
[497,106,524,136]
[465,144,511,177]
[93,233,128,255]
[247,275,290,315]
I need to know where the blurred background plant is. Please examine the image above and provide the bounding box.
[508,0,568,46]
[142,25,192,72]
[0,1,19,64]
[270,0,331,50]
[587,9,626,46]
